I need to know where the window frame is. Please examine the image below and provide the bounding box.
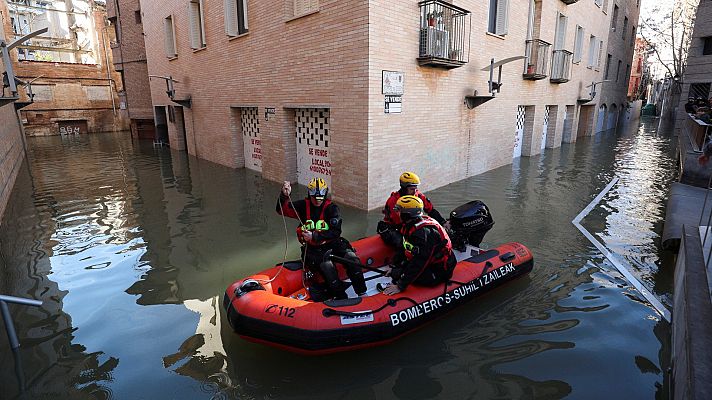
[164,15,178,59]
[189,0,207,50]
[573,25,585,64]
[488,0,509,36]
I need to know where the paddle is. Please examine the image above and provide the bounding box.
[327,253,388,276]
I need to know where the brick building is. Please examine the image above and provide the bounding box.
[3,0,129,136]
[628,37,649,101]
[140,0,639,210]
[106,0,154,139]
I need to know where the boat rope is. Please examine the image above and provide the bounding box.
[254,190,308,285]
[321,297,419,318]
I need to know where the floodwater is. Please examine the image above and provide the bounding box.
[0,116,676,399]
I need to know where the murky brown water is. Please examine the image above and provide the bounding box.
[0,116,675,399]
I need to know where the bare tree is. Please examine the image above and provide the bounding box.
[639,0,699,80]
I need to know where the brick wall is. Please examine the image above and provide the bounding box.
[140,0,637,210]
[108,0,155,122]
[9,5,130,136]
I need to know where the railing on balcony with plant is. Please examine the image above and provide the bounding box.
[523,39,551,80]
[550,49,573,83]
[417,0,471,69]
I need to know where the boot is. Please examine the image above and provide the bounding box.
[319,260,348,299]
[344,251,367,295]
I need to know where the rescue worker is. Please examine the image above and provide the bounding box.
[277,177,367,300]
[378,172,447,248]
[381,195,456,295]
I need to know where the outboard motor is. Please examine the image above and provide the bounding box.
[449,200,494,251]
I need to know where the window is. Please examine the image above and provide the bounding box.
[225,0,248,36]
[631,26,636,44]
[703,37,712,55]
[604,53,612,79]
[597,40,603,69]
[488,0,509,36]
[595,0,602,6]
[574,25,585,63]
[611,5,619,31]
[164,15,177,58]
[288,0,319,20]
[554,12,567,50]
[626,64,630,82]
[689,83,711,100]
[588,34,597,67]
[616,59,622,81]
[134,10,142,24]
[189,0,206,49]
[622,17,628,40]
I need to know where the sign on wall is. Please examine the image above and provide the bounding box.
[296,108,331,187]
[385,95,402,114]
[241,107,262,172]
[382,70,404,95]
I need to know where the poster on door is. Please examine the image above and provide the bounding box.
[241,107,262,172]
[296,108,332,187]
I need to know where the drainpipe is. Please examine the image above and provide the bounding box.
[97,1,117,130]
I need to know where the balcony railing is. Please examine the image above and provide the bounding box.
[550,49,573,83]
[523,39,551,80]
[417,0,471,69]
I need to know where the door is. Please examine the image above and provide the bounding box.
[296,108,332,186]
[241,107,262,172]
[541,105,550,150]
[596,104,607,133]
[513,106,525,158]
[607,104,618,131]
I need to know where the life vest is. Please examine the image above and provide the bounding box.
[384,190,432,226]
[297,199,333,246]
[400,216,453,268]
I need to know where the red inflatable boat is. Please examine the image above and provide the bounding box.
[223,201,534,355]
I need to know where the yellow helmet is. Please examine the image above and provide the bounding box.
[399,172,421,188]
[394,195,424,220]
[307,177,328,199]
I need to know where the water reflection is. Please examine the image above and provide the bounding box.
[0,119,674,398]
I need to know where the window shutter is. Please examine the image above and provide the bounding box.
[597,40,603,67]
[574,27,584,63]
[189,1,201,49]
[495,0,509,35]
[225,0,238,36]
[199,0,206,46]
[241,0,248,31]
[555,13,567,50]
[164,17,175,57]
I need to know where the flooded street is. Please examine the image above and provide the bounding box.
[0,116,676,399]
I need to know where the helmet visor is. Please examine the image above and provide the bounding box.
[308,187,328,198]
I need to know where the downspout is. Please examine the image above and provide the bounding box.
[96,0,117,130]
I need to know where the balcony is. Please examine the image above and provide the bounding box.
[550,49,573,83]
[523,39,551,80]
[417,0,471,69]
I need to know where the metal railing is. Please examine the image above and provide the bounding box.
[685,113,712,152]
[417,0,471,68]
[523,39,551,80]
[1,295,43,350]
[550,49,573,83]
[1,295,43,396]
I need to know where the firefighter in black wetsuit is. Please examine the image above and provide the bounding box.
[381,195,456,295]
[277,177,367,300]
